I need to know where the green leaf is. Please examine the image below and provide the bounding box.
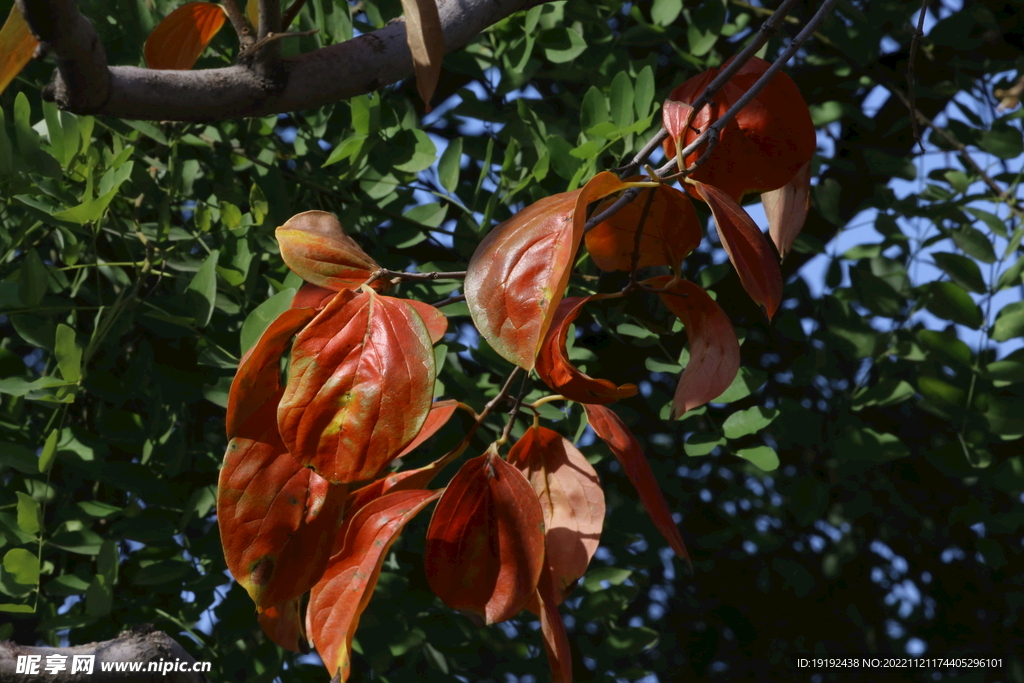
[249,183,269,225]
[0,603,35,613]
[684,433,724,456]
[220,201,242,230]
[38,428,58,474]
[951,225,996,264]
[542,26,587,63]
[651,0,682,25]
[0,376,74,398]
[964,207,1007,237]
[187,250,220,328]
[437,138,463,193]
[834,426,910,462]
[609,71,635,129]
[3,549,39,586]
[581,86,609,133]
[735,445,780,472]
[713,367,768,403]
[240,288,296,356]
[978,122,1023,159]
[52,161,134,224]
[19,250,48,307]
[992,302,1024,342]
[16,492,41,536]
[97,540,119,584]
[634,66,655,121]
[996,254,1024,291]
[85,575,112,616]
[722,406,779,439]
[607,626,660,655]
[583,566,632,592]
[393,129,437,173]
[851,379,915,410]
[932,252,986,293]
[923,281,983,329]
[54,324,82,383]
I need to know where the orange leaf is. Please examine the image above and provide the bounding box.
[691,180,782,320]
[645,276,740,417]
[279,288,435,484]
[226,307,318,439]
[425,449,546,624]
[585,182,701,272]
[291,283,338,311]
[276,211,381,291]
[400,0,444,110]
[144,2,227,70]
[508,426,604,603]
[465,171,627,370]
[309,489,440,681]
[218,395,348,609]
[663,56,815,200]
[398,398,459,457]
[404,299,448,344]
[535,296,637,405]
[762,160,811,261]
[535,564,573,683]
[257,599,307,653]
[583,404,690,566]
[0,4,38,98]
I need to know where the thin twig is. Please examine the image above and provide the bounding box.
[243,29,319,58]
[282,0,309,28]
[616,0,803,179]
[907,0,928,153]
[432,293,467,307]
[498,372,532,444]
[221,0,256,49]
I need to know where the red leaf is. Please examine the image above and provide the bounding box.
[404,299,449,344]
[645,276,740,417]
[661,100,695,158]
[0,4,39,98]
[144,2,227,70]
[762,160,811,261]
[292,283,338,311]
[309,489,440,681]
[536,296,637,405]
[279,288,435,484]
[691,180,782,320]
[663,56,816,200]
[425,449,546,624]
[508,426,604,603]
[583,405,691,566]
[226,307,318,439]
[218,396,348,608]
[398,399,459,457]
[257,599,307,653]
[465,172,627,370]
[535,565,573,683]
[276,211,382,291]
[585,182,701,272]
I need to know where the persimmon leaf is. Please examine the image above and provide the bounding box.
[425,449,546,624]
[645,276,741,416]
[508,426,604,603]
[309,489,441,682]
[398,399,459,457]
[404,299,448,344]
[535,565,573,683]
[400,0,444,110]
[762,160,811,261]
[144,2,227,70]
[583,404,691,566]
[691,181,782,320]
[291,283,339,311]
[0,4,38,98]
[218,395,348,609]
[465,171,627,370]
[585,182,701,272]
[276,211,381,291]
[279,289,435,484]
[535,296,638,404]
[226,307,318,439]
[257,599,307,654]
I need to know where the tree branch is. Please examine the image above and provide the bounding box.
[0,625,209,683]
[25,0,535,121]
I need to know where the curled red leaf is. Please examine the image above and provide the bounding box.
[536,296,638,405]
[309,489,441,681]
[691,180,782,320]
[645,276,741,417]
[465,172,627,370]
[762,160,812,261]
[425,449,546,624]
[144,2,227,70]
[276,211,381,291]
[508,426,604,603]
[585,182,701,272]
[279,288,436,484]
[257,599,307,654]
[218,395,348,609]
[583,404,690,566]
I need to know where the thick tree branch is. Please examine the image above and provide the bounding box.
[23,0,535,121]
[0,626,209,683]
[16,0,110,112]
